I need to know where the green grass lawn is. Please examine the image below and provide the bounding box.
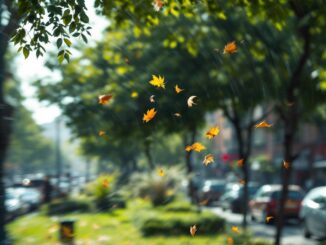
[7,200,270,245]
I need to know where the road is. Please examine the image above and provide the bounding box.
[208,207,319,245]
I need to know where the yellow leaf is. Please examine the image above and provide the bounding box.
[206,127,220,139]
[190,225,197,237]
[98,94,112,105]
[185,145,193,152]
[158,168,165,177]
[175,84,184,94]
[223,41,237,54]
[203,154,214,166]
[143,108,157,123]
[227,237,234,244]
[266,216,274,223]
[255,120,272,128]
[149,75,165,89]
[131,91,138,98]
[191,142,206,152]
[231,226,240,234]
[102,179,109,188]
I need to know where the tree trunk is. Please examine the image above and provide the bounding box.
[274,8,311,244]
[144,141,154,170]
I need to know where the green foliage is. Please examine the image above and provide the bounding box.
[228,233,272,245]
[162,200,196,213]
[134,209,225,236]
[42,198,93,215]
[85,174,119,210]
[127,167,183,206]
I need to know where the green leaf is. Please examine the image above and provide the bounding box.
[64,38,72,47]
[80,11,89,23]
[56,38,63,48]
[23,47,29,59]
[58,53,64,64]
[69,22,76,33]
[81,34,88,43]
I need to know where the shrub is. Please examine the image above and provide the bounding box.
[163,200,196,212]
[227,233,272,245]
[127,167,184,206]
[134,209,225,236]
[43,198,93,215]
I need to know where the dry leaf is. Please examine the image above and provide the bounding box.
[203,154,214,166]
[98,131,106,137]
[102,179,109,188]
[175,85,184,94]
[149,95,155,103]
[98,94,112,105]
[190,225,197,237]
[223,41,237,54]
[149,75,165,89]
[158,168,165,177]
[239,179,245,185]
[283,160,290,169]
[237,159,244,167]
[143,108,157,123]
[62,226,73,238]
[206,126,220,139]
[152,0,164,11]
[231,226,240,234]
[187,96,197,107]
[266,216,274,223]
[227,237,234,245]
[255,120,272,128]
[185,142,206,152]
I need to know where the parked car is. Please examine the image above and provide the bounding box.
[249,184,304,223]
[197,180,225,205]
[300,186,326,239]
[220,183,260,213]
[5,188,29,221]
[17,187,42,211]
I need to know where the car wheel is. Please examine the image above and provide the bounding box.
[303,219,311,239]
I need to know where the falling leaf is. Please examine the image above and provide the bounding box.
[239,179,245,185]
[102,179,109,188]
[266,216,274,223]
[150,95,155,103]
[283,160,290,169]
[237,159,244,167]
[185,145,193,152]
[187,95,197,107]
[190,225,197,237]
[174,113,182,118]
[175,84,184,94]
[143,108,157,123]
[203,154,214,166]
[62,226,73,238]
[149,75,165,89]
[98,94,113,105]
[231,226,240,234]
[206,126,220,139]
[227,237,234,245]
[158,168,165,177]
[98,131,106,137]
[131,91,138,98]
[199,199,209,205]
[255,120,272,128]
[223,41,237,54]
[125,57,130,64]
[152,0,164,11]
[192,142,205,152]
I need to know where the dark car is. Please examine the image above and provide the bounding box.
[220,183,259,213]
[198,180,225,205]
[249,184,304,223]
[300,186,326,239]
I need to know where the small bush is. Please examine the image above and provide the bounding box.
[43,198,93,215]
[135,210,225,236]
[163,201,196,212]
[227,233,272,245]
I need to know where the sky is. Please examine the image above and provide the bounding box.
[14,2,108,125]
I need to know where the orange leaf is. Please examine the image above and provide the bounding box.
[266,216,274,223]
[237,159,244,167]
[203,154,214,166]
[227,237,234,245]
[190,225,197,237]
[175,85,184,94]
[185,145,193,152]
[206,126,220,139]
[143,108,157,123]
[102,179,109,188]
[98,130,106,137]
[223,41,237,54]
[186,142,206,152]
[255,120,272,128]
[199,199,209,206]
[98,94,112,105]
[283,160,290,169]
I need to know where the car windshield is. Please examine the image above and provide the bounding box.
[271,190,304,200]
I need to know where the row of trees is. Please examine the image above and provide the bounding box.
[1,1,325,244]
